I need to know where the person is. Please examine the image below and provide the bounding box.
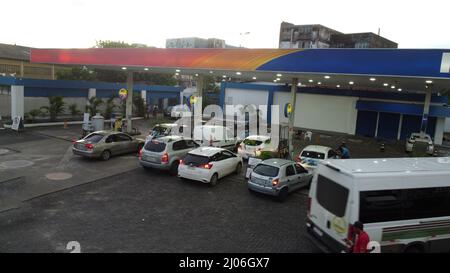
[345,221,370,253]
[147,104,153,119]
[114,117,123,132]
[338,142,350,159]
[110,113,116,130]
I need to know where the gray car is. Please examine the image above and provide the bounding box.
[139,135,199,175]
[248,158,313,201]
[72,131,145,161]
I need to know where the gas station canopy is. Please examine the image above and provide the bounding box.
[31,48,450,92]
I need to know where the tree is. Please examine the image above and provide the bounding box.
[68,103,81,118]
[56,67,97,81]
[85,97,104,117]
[25,109,42,123]
[103,95,117,119]
[41,96,66,121]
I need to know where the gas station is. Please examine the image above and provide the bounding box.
[9,47,449,157]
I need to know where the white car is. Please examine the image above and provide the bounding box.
[178,147,243,186]
[237,135,276,159]
[296,145,338,170]
[405,133,434,155]
[193,125,238,151]
[171,104,191,118]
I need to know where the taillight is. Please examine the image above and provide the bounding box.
[272,178,279,186]
[85,143,94,150]
[138,149,143,159]
[72,139,77,144]
[202,163,213,169]
[161,152,169,164]
[179,159,184,165]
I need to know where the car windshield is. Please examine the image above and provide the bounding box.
[183,154,210,166]
[243,139,263,146]
[253,164,279,177]
[151,126,168,136]
[301,150,325,159]
[83,133,104,143]
[144,140,167,152]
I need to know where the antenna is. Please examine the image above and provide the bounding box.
[378,28,381,36]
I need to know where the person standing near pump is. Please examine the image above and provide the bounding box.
[344,221,371,253]
[110,113,116,130]
[338,142,350,159]
[114,117,123,132]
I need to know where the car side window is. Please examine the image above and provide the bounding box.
[105,135,115,143]
[185,140,199,148]
[222,151,236,158]
[295,164,307,174]
[286,165,296,177]
[116,134,132,142]
[172,140,187,151]
[328,150,337,159]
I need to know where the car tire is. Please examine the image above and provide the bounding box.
[277,187,289,202]
[404,245,424,253]
[101,150,111,161]
[235,162,242,175]
[210,173,218,187]
[169,161,179,176]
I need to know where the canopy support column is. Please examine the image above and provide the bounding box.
[126,72,133,133]
[420,84,432,138]
[288,78,298,160]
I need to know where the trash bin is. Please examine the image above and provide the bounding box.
[92,113,104,132]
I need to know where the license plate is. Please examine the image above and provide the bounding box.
[313,227,323,237]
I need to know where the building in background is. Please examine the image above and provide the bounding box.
[279,22,397,49]
[0,43,61,80]
[166,37,237,49]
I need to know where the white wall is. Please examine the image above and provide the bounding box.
[274,92,358,134]
[445,118,450,133]
[0,94,11,116]
[224,88,269,115]
[434,117,445,145]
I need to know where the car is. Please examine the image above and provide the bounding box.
[405,133,434,155]
[147,123,185,141]
[296,145,338,170]
[178,147,243,186]
[307,157,450,253]
[193,125,238,151]
[139,136,199,175]
[72,131,145,161]
[237,135,277,159]
[171,104,191,118]
[164,106,174,117]
[248,158,312,201]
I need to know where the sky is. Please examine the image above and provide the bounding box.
[2,0,450,49]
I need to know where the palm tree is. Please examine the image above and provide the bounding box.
[85,96,104,117]
[103,95,117,119]
[68,103,81,118]
[41,96,65,122]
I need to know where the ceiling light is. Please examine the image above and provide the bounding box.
[209,71,214,74]
[144,68,149,71]
[222,75,227,78]
[324,75,331,79]
[383,83,389,86]
[252,76,257,80]
[426,80,433,84]
[391,85,396,89]
[349,81,354,85]
[236,72,242,75]
[308,79,314,83]
[398,88,402,92]
[175,69,180,73]
[318,82,322,85]
[276,78,281,81]
[370,78,376,81]
[175,73,179,76]
[276,74,282,77]
[336,85,340,88]
[121,67,127,70]
[273,80,277,82]
[195,74,198,77]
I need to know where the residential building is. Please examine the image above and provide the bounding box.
[166,37,237,49]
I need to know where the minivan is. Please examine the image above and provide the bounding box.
[307,157,450,253]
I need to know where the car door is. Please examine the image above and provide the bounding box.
[104,134,121,155]
[284,164,298,190]
[115,133,134,154]
[171,140,187,161]
[294,163,311,189]
[221,150,238,175]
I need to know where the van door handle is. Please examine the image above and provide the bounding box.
[326,220,331,229]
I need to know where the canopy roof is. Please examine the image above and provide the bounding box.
[30,48,450,92]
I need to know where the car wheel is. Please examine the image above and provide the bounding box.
[235,162,242,175]
[277,187,289,202]
[404,245,424,253]
[210,173,218,187]
[101,150,111,161]
[169,161,180,176]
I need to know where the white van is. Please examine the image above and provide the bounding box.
[193,125,238,151]
[307,157,450,253]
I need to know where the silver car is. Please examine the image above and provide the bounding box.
[72,131,145,161]
[139,136,199,175]
[248,158,313,201]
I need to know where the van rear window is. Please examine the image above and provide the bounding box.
[144,140,166,152]
[316,175,349,217]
